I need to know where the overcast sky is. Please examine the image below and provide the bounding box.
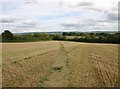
[0,0,119,33]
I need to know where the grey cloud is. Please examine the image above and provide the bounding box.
[61,23,80,28]
[16,24,36,28]
[85,18,108,23]
[104,10,109,14]
[86,7,103,12]
[61,23,80,31]
[77,2,94,7]
[61,22,96,30]
[24,0,39,4]
[76,2,103,12]
[0,16,22,23]
[0,18,15,23]
[107,12,118,21]
[17,21,37,28]
[60,17,113,31]
[23,22,36,26]
[112,8,117,11]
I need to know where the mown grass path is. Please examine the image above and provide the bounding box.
[43,42,70,87]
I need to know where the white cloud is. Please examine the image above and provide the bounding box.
[0,0,119,33]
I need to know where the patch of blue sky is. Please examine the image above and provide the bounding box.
[2,2,17,11]
[38,11,81,20]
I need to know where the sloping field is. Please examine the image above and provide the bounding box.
[2,41,118,87]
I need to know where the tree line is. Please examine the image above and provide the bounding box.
[62,32,120,44]
[0,30,120,44]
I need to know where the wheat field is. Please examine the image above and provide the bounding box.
[2,41,118,87]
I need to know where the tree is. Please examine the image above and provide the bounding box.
[2,30,14,41]
[33,32,40,37]
[53,34,67,40]
[62,32,69,36]
[39,33,50,40]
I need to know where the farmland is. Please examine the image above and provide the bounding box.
[2,41,118,87]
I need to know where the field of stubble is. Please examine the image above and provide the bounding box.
[2,41,118,87]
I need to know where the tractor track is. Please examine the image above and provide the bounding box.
[42,41,70,87]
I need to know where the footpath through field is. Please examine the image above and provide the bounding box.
[43,42,70,87]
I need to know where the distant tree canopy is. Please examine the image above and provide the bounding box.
[2,30,14,41]
[52,34,67,40]
[62,32,120,44]
[1,30,120,44]
[62,32,85,36]
[33,32,52,40]
[13,32,52,42]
